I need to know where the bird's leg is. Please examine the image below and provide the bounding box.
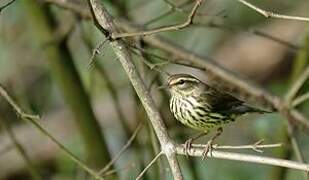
[202,127,223,160]
[184,131,208,157]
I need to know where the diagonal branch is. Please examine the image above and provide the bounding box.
[0,84,103,180]
[0,118,41,180]
[285,66,309,104]
[293,92,309,107]
[0,0,16,13]
[136,151,163,180]
[284,66,309,179]
[98,122,143,175]
[87,0,183,179]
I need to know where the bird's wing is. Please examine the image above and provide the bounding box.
[199,85,244,113]
[200,85,270,115]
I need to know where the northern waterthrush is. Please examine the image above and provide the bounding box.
[165,74,270,158]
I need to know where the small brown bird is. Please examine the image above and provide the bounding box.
[166,74,270,158]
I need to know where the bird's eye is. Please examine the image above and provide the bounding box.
[178,80,185,85]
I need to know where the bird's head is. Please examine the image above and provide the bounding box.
[167,74,202,97]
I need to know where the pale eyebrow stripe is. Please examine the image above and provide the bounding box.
[170,78,199,85]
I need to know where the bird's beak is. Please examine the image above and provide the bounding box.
[157,84,168,90]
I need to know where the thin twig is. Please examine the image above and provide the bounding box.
[292,92,309,107]
[81,24,134,141]
[102,162,136,177]
[285,67,309,104]
[286,121,308,179]
[145,0,192,25]
[0,85,40,120]
[46,0,303,53]
[45,0,91,19]
[128,46,171,76]
[250,29,301,51]
[135,151,163,180]
[162,0,182,11]
[111,0,203,39]
[162,0,213,17]
[190,140,282,153]
[98,122,143,175]
[0,118,41,180]
[284,66,309,179]
[175,145,309,172]
[194,22,301,51]
[0,84,104,180]
[0,0,16,13]
[88,38,109,69]
[236,0,309,22]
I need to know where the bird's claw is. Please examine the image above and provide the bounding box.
[184,138,193,158]
[202,140,213,160]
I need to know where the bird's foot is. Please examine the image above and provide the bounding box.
[184,132,208,158]
[184,138,193,158]
[202,140,214,160]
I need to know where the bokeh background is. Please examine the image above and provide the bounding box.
[0,0,308,179]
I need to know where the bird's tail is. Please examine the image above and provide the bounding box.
[240,105,273,114]
[220,105,274,115]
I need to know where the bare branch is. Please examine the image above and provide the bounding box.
[111,0,203,39]
[236,0,309,22]
[45,0,91,19]
[0,0,16,13]
[193,22,301,52]
[162,0,185,12]
[284,66,309,179]
[191,140,282,153]
[293,92,309,107]
[285,66,309,104]
[128,46,171,76]
[0,119,41,180]
[0,85,40,120]
[175,145,309,172]
[46,0,303,53]
[87,0,183,179]
[145,0,192,25]
[136,151,163,180]
[285,121,308,179]
[161,0,216,18]
[88,38,109,68]
[0,84,103,180]
[102,162,136,177]
[98,122,143,175]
